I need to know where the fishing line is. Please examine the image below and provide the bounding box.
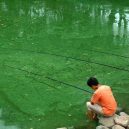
[83,48,129,59]
[1,47,129,73]
[5,64,93,94]
[48,54,129,73]
[1,47,129,59]
[4,64,57,89]
[28,75,59,90]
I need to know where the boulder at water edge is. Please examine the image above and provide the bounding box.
[120,112,129,118]
[112,125,125,129]
[114,114,129,127]
[96,125,109,129]
[98,115,115,127]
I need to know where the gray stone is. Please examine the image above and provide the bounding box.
[113,114,119,119]
[114,114,129,127]
[120,112,129,118]
[56,128,67,129]
[112,125,125,129]
[96,125,109,129]
[98,115,115,127]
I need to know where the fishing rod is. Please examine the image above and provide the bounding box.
[28,75,59,90]
[3,47,129,73]
[45,76,93,94]
[83,48,129,59]
[5,64,93,94]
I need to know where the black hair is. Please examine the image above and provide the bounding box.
[87,77,99,87]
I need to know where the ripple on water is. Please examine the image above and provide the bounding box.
[0,108,20,129]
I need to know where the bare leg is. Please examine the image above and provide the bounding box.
[86,102,103,115]
[86,102,103,120]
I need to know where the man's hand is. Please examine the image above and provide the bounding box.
[91,101,94,105]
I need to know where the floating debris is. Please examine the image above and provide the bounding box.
[29,118,32,121]
[68,103,72,107]
[68,114,72,117]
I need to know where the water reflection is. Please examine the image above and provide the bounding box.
[89,5,112,25]
[29,3,45,18]
[1,0,129,44]
[0,108,20,129]
[113,9,129,45]
[1,1,8,12]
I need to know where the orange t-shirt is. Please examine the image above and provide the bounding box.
[91,85,117,116]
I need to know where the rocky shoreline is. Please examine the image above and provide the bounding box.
[57,110,129,129]
[97,112,129,129]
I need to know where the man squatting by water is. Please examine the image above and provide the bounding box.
[86,77,117,119]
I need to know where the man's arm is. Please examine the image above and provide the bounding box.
[91,92,101,105]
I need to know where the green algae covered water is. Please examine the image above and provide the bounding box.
[0,0,129,129]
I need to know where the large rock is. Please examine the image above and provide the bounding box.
[98,115,115,127]
[112,125,125,129]
[120,112,129,118]
[114,114,129,127]
[96,125,109,129]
